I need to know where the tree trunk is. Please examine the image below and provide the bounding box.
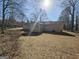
[75,16,78,31]
[1,0,5,34]
[71,6,75,32]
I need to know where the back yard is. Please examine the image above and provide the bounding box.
[0,28,79,59]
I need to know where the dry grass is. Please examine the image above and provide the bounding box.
[19,33,79,59]
[0,29,79,59]
[0,30,21,59]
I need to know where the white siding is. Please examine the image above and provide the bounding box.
[23,21,64,32]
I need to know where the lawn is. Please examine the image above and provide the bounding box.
[19,33,79,59]
[0,28,79,59]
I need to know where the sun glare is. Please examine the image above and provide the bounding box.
[41,0,52,11]
[44,0,50,7]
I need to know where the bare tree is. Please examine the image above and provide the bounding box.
[62,0,79,32]
[31,9,48,23]
[29,0,48,23]
[59,7,70,30]
[0,0,26,34]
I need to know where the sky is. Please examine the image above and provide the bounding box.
[0,0,63,21]
[47,0,62,21]
[1,0,79,22]
[25,0,63,21]
[42,0,63,21]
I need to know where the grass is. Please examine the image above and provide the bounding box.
[19,33,79,59]
[0,30,21,59]
[0,28,79,59]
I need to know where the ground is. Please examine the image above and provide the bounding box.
[0,28,79,59]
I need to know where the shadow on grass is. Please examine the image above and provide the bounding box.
[21,32,42,36]
[21,29,42,36]
[22,30,75,37]
[43,31,75,37]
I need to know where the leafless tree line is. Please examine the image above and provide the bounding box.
[59,0,79,32]
[26,0,48,23]
[0,0,48,34]
[0,0,27,34]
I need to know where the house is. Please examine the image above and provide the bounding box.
[23,22,43,33]
[23,21,64,33]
